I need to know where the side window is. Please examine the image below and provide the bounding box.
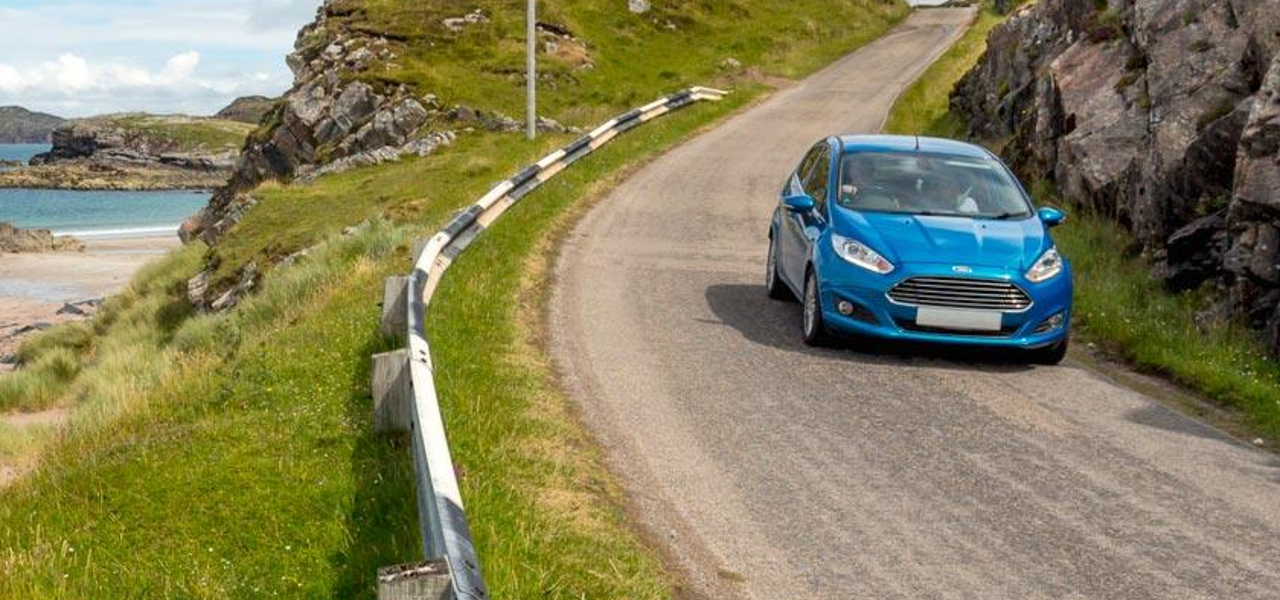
[803,145,831,216]
[792,146,822,195]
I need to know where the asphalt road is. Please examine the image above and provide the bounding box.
[550,9,1280,600]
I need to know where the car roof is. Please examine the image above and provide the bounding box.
[836,134,993,159]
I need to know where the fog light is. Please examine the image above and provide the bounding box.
[837,300,854,316]
[1034,312,1065,334]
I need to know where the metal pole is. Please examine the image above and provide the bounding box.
[526,0,536,141]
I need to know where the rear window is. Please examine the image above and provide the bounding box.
[837,151,1033,219]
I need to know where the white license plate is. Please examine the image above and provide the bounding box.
[915,307,1003,332]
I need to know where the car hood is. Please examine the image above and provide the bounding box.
[834,209,1050,270]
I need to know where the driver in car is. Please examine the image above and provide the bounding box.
[840,156,898,211]
[930,174,980,215]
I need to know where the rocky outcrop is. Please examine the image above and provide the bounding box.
[180,1,584,308]
[2,114,252,190]
[952,0,1280,355]
[0,106,64,143]
[181,4,450,251]
[32,117,240,170]
[0,222,83,253]
[214,96,277,124]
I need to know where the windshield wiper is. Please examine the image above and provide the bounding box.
[985,211,1028,220]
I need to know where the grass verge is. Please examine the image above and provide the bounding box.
[883,1,1002,137]
[0,0,910,597]
[884,1,1280,443]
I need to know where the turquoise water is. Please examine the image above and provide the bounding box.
[0,143,51,165]
[0,143,209,239]
[0,189,209,239]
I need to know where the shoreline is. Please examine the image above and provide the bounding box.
[0,183,217,193]
[0,236,180,365]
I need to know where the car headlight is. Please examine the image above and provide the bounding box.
[832,233,894,274]
[1025,248,1063,283]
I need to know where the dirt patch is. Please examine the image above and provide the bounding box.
[0,406,69,488]
[2,406,70,428]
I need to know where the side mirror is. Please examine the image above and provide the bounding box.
[1038,206,1066,228]
[784,193,816,213]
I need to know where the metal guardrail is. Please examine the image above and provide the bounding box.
[372,86,726,600]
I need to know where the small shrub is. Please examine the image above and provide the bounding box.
[1115,71,1141,93]
[1088,9,1125,42]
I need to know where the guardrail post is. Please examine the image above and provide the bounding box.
[377,561,452,600]
[380,276,411,339]
[372,349,412,433]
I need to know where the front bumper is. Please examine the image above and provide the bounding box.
[814,257,1072,349]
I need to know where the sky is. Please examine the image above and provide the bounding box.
[0,0,323,118]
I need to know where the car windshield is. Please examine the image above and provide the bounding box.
[836,151,1033,219]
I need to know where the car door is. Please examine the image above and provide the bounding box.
[782,142,831,285]
[780,145,824,286]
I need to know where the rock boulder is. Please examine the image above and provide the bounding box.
[952,0,1280,355]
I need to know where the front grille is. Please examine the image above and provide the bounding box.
[887,277,1032,312]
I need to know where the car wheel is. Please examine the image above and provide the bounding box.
[1030,335,1069,365]
[766,235,794,301]
[802,271,833,347]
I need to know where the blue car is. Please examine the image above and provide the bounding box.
[766,135,1072,364]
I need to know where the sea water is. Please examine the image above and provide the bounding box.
[0,143,51,165]
[0,188,210,239]
[0,143,210,239]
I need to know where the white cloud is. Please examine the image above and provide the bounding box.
[0,51,292,117]
[0,0,322,116]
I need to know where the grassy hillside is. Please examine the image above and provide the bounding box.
[884,1,1280,443]
[101,114,256,153]
[0,1,910,598]
[0,106,63,143]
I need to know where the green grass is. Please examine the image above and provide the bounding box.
[883,3,996,138]
[1041,184,1280,440]
[427,92,759,600]
[101,114,254,153]
[206,131,554,285]
[336,0,906,123]
[208,0,909,286]
[883,1,1280,443]
[0,0,910,597]
[0,223,420,598]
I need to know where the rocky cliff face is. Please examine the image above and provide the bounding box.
[0,106,64,143]
[952,0,1280,354]
[181,1,574,308]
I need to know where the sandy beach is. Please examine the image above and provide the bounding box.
[0,236,179,365]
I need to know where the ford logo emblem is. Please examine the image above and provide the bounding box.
[952,265,973,274]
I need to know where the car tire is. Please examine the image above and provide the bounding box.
[802,270,834,347]
[766,235,794,301]
[1030,335,1069,365]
